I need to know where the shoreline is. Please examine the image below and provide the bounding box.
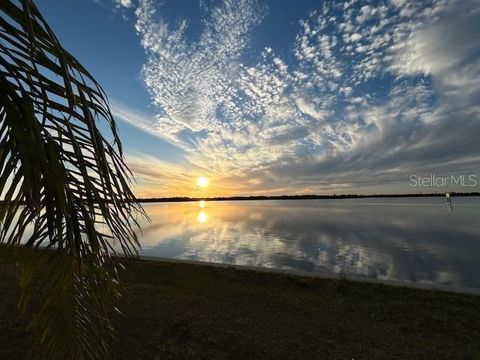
[2,193,479,206]
[137,192,480,203]
[137,255,480,296]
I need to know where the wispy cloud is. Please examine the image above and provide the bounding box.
[111,100,155,133]
[122,0,480,195]
[126,153,192,197]
[110,99,189,149]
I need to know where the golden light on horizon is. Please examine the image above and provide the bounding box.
[196,176,209,188]
[199,200,206,208]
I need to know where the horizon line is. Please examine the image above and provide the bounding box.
[137,191,480,203]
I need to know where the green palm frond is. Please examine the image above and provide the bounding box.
[0,0,141,253]
[0,0,145,358]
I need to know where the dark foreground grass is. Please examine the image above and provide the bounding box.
[1,258,480,359]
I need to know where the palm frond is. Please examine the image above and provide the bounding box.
[0,0,142,253]
[0,0,145,358]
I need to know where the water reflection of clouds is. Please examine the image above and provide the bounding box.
[138,199,480,289]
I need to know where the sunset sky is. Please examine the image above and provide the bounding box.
[37,0,480,197]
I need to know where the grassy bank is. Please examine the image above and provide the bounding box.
[1,257,480,359]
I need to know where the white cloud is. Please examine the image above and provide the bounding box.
[356,5,376,23]
[295,98,328,121]
[390,2,480,104]
[116,0,133,7]
[124,0,480,195]
[350,33,363,42]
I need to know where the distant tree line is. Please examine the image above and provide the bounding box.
[136,192,480,203]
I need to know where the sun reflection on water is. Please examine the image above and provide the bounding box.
[197,210,208,224]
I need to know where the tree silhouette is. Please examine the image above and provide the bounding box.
[0,1,144,358]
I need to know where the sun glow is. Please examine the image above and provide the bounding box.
[197,210,208,224]
[196,177,209,188]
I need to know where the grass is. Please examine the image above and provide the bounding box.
[1,257,480,359]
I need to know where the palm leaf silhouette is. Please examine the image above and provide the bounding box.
[0,0,144,358]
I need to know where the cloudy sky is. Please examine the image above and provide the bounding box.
[37,0,480,197]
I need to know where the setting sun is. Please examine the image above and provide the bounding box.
[196,177,209,188]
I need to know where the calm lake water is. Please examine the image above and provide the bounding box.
[137,197,480,291]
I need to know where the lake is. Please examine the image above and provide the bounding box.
[136,197,480,291]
